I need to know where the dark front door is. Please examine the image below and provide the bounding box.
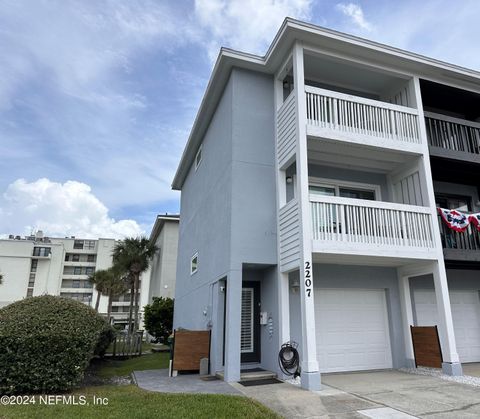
[240,281,261,363]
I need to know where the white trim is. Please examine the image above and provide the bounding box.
[190,252,198,275]
[195,145,203,171]
[309,176,382,201]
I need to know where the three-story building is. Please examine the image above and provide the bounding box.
[172,18,479,390]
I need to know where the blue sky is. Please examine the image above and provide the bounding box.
[1,0,479,239]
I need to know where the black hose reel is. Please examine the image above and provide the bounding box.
[278,341,301,378]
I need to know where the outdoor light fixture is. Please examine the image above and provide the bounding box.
[286,176,293,184]
[283,80,290,89]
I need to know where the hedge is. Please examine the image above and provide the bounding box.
[0,295,114,395]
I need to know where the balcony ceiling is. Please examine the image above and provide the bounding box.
[304,53,408,98]
[307,137,418,173]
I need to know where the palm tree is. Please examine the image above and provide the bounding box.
[113,237,157,333]
[89,270,109,312]
[90,268,128,323]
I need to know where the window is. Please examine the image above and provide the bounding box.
[195,145,202,170]
[191,253,198,275]
[73,280,80,288]
[33,247,51,257]
[73,267,82,275]
[436,194,471,212]
[84,240,96,250]
[309,178,380,201]
[30,259,38,272]
[85,267,95,276]
[73,240,84,249]
[72,254,80,262]
[26,288,33,298]
[87,254,95,262]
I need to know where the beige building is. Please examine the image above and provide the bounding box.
[0,232,116,318]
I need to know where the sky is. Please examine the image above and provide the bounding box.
[1,0,480,239]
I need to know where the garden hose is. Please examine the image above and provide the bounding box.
[278,341,300,377]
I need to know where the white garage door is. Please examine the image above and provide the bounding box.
[315,289,393,373]
[414,290,480,363]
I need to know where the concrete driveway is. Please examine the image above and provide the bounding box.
[462,363,480,377]
[322,370,480,418]
[233,370,480,418]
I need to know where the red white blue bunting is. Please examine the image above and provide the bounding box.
[438,208,469,232]
[469,213,480,232]
[437,208,480,233]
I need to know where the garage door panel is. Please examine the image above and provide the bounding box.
[414,290,480,363]
[315,289,393,373]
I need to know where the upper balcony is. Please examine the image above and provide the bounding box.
[425,112,480,164]
[305,86,422,154]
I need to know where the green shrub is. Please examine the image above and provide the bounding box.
[94,324,116,357]
[144,297,174,343]
[0,295,112,395]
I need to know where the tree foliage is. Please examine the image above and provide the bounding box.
[112,237,157,332]
[144,297,174,342]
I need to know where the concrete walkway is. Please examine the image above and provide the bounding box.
[133,369,241,395]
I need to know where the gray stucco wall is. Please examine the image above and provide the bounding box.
[308,164,390,201]
[174,74,233,332]
[174,68,278,374]
[289,264,407,369]
[230,68,277,267]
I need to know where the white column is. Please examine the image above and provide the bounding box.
[278,272,290,346]
[224,269,242,382]
[411,77,462,376]
[292,41,321,390]
[397,272,415,367]
[432,261,462,374]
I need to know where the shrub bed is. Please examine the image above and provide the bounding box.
[0,295,114,394]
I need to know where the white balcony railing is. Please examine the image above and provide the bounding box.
[310,196,435,249]
[305,86,421,145]
[425,111,480,155]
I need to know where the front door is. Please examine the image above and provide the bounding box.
[241,281,261,363]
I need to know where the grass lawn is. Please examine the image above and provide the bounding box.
[1,351,280,419]
[96,352,169,379]
[0,385,280,419]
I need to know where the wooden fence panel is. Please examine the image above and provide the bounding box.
[411,326,443,368]
[172,330,211,372]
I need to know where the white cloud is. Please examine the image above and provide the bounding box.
[194,0,313,61]
[336,3,372,31]
[0,178,143,239]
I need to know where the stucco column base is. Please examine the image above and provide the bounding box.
[442,362,463,376]
[301,370,321,391]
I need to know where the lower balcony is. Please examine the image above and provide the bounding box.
[438,216,480,262]
[310,196,437,264]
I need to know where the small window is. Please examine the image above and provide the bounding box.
[195,145,202,170]
[73,240,84,249]
[26,288,33,297]
[73,267,82,275]
[191,253,198,275]
[85,267,95,276]
[87,254,95,262]
[72,254,80,262]
[84,240,96,250]
[73,280,80,288]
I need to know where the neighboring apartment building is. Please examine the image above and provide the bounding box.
[0,232,118,319]
[147,214,179,300]
[172,18,480,390]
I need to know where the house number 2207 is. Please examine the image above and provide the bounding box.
[304,261,312,297]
